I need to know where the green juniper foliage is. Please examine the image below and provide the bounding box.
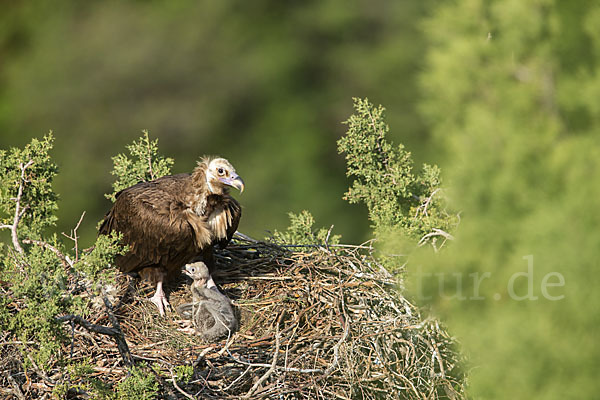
[76,232,127,290]
[106,130,173,202]
[0,133,58,242]
[0,132,174,395]
[0,134,68,368]
[271,210,341,246]
[338,98,457,247]
[0,128,466,398]
[116,363,159,400]
[5,241,73,369]
[414,1,600,398]
[174,364,194,385]
[53,359,114,399]
[0,135,124,373]
[274,98,456,254]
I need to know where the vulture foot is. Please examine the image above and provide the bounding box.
[150,291,171,316]
[177,326,197,335]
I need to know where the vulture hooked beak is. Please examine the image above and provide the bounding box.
[221,174,245,193]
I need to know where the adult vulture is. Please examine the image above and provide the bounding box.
[99,157,243,315]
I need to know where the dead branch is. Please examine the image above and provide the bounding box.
[5,373,26,400]
[102,295,133,367]
[22,239,73,269]
[418,228,455,251]
[61,211,86,262]
[243,318,282,399]
[145,132,156,180]
[57,315,124,344]
[414,188,441,219]
[57,296,133,368]
[0,160,34,254]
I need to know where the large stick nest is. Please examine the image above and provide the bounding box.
[2,236,466,399]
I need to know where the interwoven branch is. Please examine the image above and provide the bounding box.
[1,236,465,399]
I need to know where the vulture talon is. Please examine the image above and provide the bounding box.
[177,326,197,335]
[150,277,171,316]
[150,292,171,316]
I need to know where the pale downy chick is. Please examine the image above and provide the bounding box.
[176,261,238,341]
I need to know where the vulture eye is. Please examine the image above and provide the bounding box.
[217,168,225,176]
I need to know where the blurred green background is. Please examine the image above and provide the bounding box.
[2,1,599,398]
[0,0,435,246]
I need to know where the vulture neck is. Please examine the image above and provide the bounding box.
[189,162,229,216]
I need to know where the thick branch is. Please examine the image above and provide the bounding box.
[321,321,350,378]
[57,297,133,367]
[4,160,34,254]
[103,295,133,367]
[57,314,122,338]
[22,239,73,269]
[320,278,352,379]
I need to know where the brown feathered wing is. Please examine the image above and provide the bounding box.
[99,174,213,279]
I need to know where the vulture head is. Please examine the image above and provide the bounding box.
[204,158,245,195]
[183,261,210,286]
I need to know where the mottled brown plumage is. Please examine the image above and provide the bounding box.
[99,157,243,315]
